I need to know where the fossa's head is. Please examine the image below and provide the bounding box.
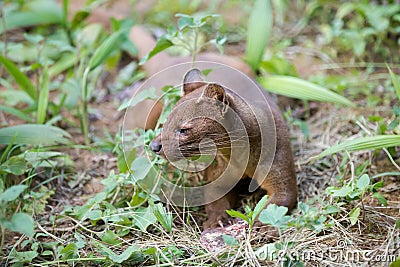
[149,69,233,161]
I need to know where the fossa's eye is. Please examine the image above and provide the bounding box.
[177,128,191,135]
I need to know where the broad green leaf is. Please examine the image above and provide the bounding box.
[317,135,400,159]
[222,234,239,246]
[139,36,173,65]
[88,29,127,71]
[328,186,352,197]
[322,205,341,215]
[97,244,142,264]
[130,157,153,181]
[259,204,290,229]
[85,210,103,221]
[0,124,71,145]
[118,87,158,111]
[37,66,49,124]
[356,174,370,191]
[260,75,355,107]
[177,15,195,30]
[1,212,35,237]
[252,195,269,221]
[61,243,78,260]
[0,104,32,122]
[0,184,28,202]
[101,230,122,246]
[0,157,29,175]
[0,0,63,34]
[388,65,400,102]
[9,250,38,263]
[0,54,37,100]
[246,0,272,71]
[132,207,157,232]
[349,207,361,225]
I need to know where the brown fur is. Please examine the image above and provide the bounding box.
[65,2,297,227]
[150,69,297,229]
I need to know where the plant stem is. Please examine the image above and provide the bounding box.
[191,28,199,67]
[81,68,90,144]
[0,225,5,255]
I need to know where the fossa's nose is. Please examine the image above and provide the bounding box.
[149,141,162,154]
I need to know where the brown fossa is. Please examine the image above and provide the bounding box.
[149,69,297,229]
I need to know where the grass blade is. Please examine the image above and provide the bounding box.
[0,0,63,34]
[0,124,71,145]
[260,75,355,107]
[48,52,76,77]
[0,54,37,100]
[37,66,50,124]
[0,104,32,122]
[246,0,273,71]
[317,135,400,159]
[387,65,400,101]
[88,29,127,71]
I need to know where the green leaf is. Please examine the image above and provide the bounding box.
[61,243,78,260]
[0,0,63,34]
[259,204,290,229]
[356,174,370,191]
[9,250,38,263]
[177,15,195,30]
[152,203,173,232]
[0,184,28,202]
[317,135,400,159]
[0,54,37,100]
[130,157,153,181]
[329,186,352,197]
[139,36,173,65]
[48,52,77,77]
[132,207,157,232]
[388,65,400,102]
[373,192,387,206]
[260,75,355,107]
[222,234,239,246]
[118,87,158,111]
[246,0,272,71]
[0,124,71,145]
[390,258,400,267]
[37,66,49,124]
[0,104,32,122]
[102,245,141,264]
[226,209,249,223]
[252,195,269,221]
[88,29,127,71]
[349,207,361,225]
[322,205,341,215]
[2,212,35,237]
[0,157,29,175]
[101,230,122,246]
[85,210,103,221]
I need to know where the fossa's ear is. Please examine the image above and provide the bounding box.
[202,83,225,102]
[182,68,205,95]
